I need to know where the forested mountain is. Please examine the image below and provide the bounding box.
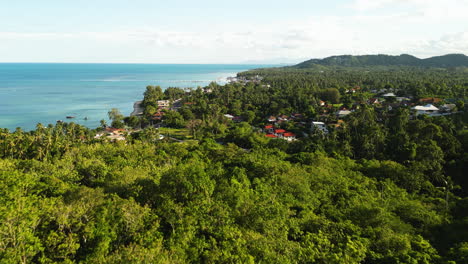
[294,54,468,68]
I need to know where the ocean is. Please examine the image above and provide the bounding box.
[0,63,267,131]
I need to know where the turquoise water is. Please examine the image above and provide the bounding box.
[0,63,266,130]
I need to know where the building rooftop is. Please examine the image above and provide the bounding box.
[412,104,439,111]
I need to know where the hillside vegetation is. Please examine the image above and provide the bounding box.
[293,54,468,68]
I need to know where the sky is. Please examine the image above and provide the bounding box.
[0,0,467,63]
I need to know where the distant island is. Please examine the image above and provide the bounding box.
[292,53,468,68]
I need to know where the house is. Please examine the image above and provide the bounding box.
[311,121,329,134]
[264,125,275,134]
[319,100,326,106]
[95,128,127,141]
[411,104,439,116]
[368,98,380,105]
[283,132,296,141]
[107,134,126,141]
[274,129,286,138]
[419,97,442,104]
[224,114,234,120]
[382,92,396,97]
[263,124,296,141]
[278,115,289,121]
[157,100,171,109]
[152,111,164,120]
[337,110,352,117]
[267,116,277,122]
[332,120,345,129]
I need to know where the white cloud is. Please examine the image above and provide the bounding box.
[417,32,468,56]
[349,0,468,25]
[1,4,467,63]
[351,0,423,11]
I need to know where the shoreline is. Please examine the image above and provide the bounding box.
[0,64,256,131]
[130,101,144,116]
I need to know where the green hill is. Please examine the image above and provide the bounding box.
[294,53,468,68]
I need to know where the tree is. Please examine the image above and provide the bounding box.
[100,119,107,128]
[124,116,141,128]
[143,85,163,106]
[186,119,203,138]
[164,87,185,100]
[346,107,386,159]
[139,127,161,143]
[111,120,124,129]
[179,107,195,121]
[243,110,256,124]
[413,139,445,182]
[163,110,185,128]
[319,88,341,104]
[456,100,465,111]
[143,105,158,118]
[108,108,124,123]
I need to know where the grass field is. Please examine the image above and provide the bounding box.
[158,127,193,140]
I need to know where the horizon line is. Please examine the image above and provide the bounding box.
[0,62,284,65]
[1,53,465,65]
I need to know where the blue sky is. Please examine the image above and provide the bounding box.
[1,0,467,63]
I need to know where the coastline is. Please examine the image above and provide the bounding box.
[131,101,144,116]
[0,64,261,131]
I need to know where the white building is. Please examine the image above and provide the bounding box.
[283,132,297,142]
[311,121,329,134]
[157,100,171,109]
[411,104,439,116]
[337,110,352,117]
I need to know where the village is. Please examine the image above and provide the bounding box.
[93,81,463,143]
[256,89,461,141]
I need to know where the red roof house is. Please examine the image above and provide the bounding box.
[283,132,296,141]
[419,97,442,104]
